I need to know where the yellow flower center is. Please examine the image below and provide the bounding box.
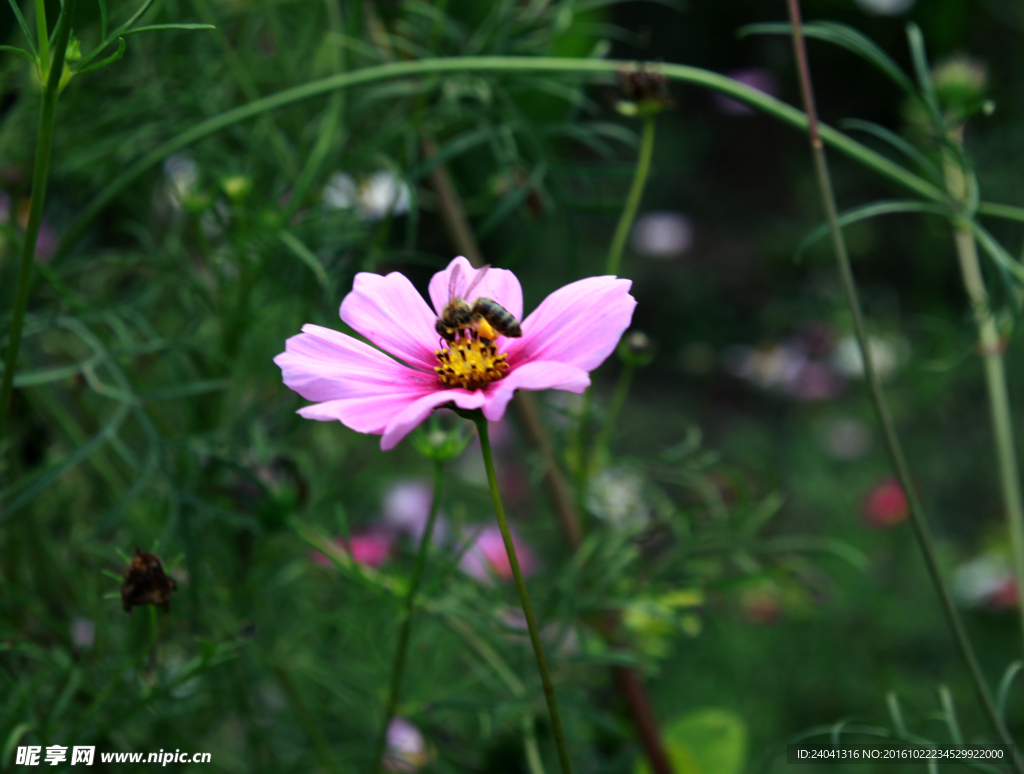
[435,328,509,390]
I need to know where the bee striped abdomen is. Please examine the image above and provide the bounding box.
[472,298,522,339]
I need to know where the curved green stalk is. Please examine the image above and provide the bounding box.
[0,0,78,449]
[785,1,1021,763]
[54,55,949,264]
[944,140,1024,655]
[606,114,655,275]
[373,459,444,773]
[474,415,573,774]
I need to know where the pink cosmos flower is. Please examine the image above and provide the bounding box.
[274,256,636,450]
[459,524,536,583]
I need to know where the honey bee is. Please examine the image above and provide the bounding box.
[435,263,523,343]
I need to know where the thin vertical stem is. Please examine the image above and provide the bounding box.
[588,361,634,475]
[943,139,1024,654]
[785,0,1021,763]
[0,0,77,451]
[475,416,573,774]
[373,459,445,773]
[606,114,655,276]
[33,0,49,77]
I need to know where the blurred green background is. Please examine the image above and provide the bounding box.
[3,0,1024,771]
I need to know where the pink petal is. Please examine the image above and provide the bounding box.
[275,324,433,402]
[482,361,590,422]
[504,276,636,372]
[340,271,440,371]
[381,389,487,451]
[428,256,523,321]
[459,525,536,583]
[299,392,428,435]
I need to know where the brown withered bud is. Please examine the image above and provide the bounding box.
[616,66,673,117]
[121,548,177,613]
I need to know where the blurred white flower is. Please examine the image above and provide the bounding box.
[586,468,651,533]
[322,172,358,209]
[323,171,411,220]
[723,343,806,391]
[70,617,95,649]
[830,334,908,380]
[821,417,871,460]
[383,718,430,772]
[163,154,200,208]
[631,211,695,259]
[953,554,1017,609]
[854,0,915,16]
[361,171,411,219]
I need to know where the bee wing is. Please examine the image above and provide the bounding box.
[462,264,491,301]
[447,262,463,302]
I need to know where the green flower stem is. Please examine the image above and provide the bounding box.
[785,1,1021,763]
[55,54,952,264]
[944,137,1024,654]
[33,0,49,77]
[0,0,77,450]
[588,360,634,476]
[474,415,573,774]
[606,113,655,275]
[373,458,445,773]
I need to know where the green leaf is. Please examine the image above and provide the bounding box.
[906,23,943,131]
[796,199,954,261]
[278,230,328,288]
[739,21,916,97]
[5,0,38,56]
[977,202,1024,223]
[0,44,36,64]
[121,22,215,35]
[997,661,1023,720]
[74,36,125,74]
[840,118,942,183]
[409,127,493,182]
[138,378,231,401]
[0,404,130,523]
[969,220,1024,286]
[476,165,547,238]
[635,709,747,774]
[97,0,107,39]
[886,692,909,737]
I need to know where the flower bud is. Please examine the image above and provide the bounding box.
[616,67,673,118]
[618,330,655,367]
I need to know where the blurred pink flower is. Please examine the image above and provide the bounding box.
[459,525,536,583]
[70,617,95,649]
[862,478,908,529]
[785,361,845,401]
[715,68,780,116]
[383,717,430,772]
[34,221,57,263]
[989,578,1019,610]
[382,480,448,543]
[275,257,635,450]
[310,530,392,568]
